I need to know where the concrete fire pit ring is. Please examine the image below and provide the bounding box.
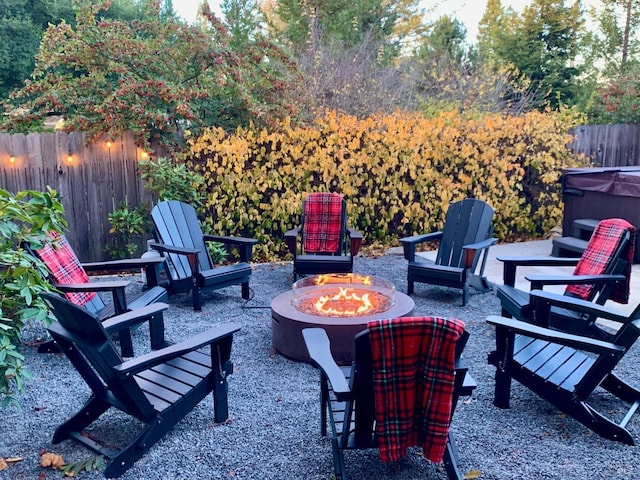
[271,288,414,365]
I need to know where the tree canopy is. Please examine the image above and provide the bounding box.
[1,0,308,151]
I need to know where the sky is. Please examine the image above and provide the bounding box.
[172,1,601,43]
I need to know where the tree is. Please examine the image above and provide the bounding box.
[221,0,263,47]
[587,65,640,124]
[416,15,467,66]
[1,0,308,151]
[476,0,584,109]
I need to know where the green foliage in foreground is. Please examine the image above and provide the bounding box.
[0,188,66,406]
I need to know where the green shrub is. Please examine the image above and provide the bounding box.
[186,109,588,261]
[0,187,66,406]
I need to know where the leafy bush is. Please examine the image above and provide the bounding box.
[186,109,587,261]
[0,187,66,406]
[107,157,209,258]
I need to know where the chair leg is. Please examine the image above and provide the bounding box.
[407,278,414,295]
[442,431,464,480]
[461,285,469,306]
[488,329,515,409]
[241,281,250,300]
[331,437,347,480]
[192,285,202,311]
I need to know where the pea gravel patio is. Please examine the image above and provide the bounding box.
[3,251,640,479]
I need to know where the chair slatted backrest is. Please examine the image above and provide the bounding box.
[151,201,212,281]
[436,199,494,270]
[564,218,635,304]
[42,293,156,420]
[301,193,347,255]
[349,316,465,463]
[575,308,640,398]
[32,232,106,314]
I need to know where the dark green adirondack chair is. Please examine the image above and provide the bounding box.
[303,316,476,480]
[30,232,168,356]
[284,192,363,280]
[41,292,240,478]
[400,198,497,305]
[150,200,258,311]
[488,289,640,445]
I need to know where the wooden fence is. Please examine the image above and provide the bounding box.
[0,131,158,262]
[569,124,640,167]
[2,124,640,262]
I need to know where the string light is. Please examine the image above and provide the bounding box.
[9,155,15,164]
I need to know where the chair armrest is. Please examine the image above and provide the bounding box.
[56,280,130,314]
[302,328,351,398]
[81,257,165,273]
[486,315,625,355]
[464,237,498,251]
[203,234,258,246]
[498,256,579,287]
[101,303,169,332]
[530,289,632,326]
[347,228,363,256]
[399,232,443,261]
[284,228,300,255]
[55,280,130,292]
[525,274,625,291]
[115,322,241,375]
[462,237,498,268]
[204,235,257,262]
[148,241,199,256]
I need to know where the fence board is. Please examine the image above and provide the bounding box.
[570,124,640,167]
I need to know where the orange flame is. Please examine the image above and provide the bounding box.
[314,287,374,316]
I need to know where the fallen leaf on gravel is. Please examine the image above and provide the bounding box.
[0,459,7,471]
[40,452,65,469]
[464,469,482,479]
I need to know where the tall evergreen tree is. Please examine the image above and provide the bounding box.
[476,0,583,109]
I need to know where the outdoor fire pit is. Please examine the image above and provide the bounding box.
[271,273,414,364]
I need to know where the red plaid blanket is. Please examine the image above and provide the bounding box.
[35,232,96,306]
[368,316,465,463]
[565,218,635,304]
[302,192,344,254]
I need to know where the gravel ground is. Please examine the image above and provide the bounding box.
[3,252,640,480]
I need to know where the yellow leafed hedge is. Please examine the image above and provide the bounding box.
[186,109,587,262]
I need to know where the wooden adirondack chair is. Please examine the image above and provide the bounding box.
[41,292,241,478]
[400,198,497,306]
[303,316,477,480]
[29,232,168,356]
[284,192,363,280]
[496,218,635,340]
[488,289,640,445]
[150,200,258,311]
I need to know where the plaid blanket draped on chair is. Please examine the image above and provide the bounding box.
[36,231,97,306]
[301,192,344,254]
[565,218,635,304]
[368,316,465,463]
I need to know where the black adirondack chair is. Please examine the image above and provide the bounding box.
[41,292,241,478]
[488,289,640,445]
[496,218,635,339]
[400,198,497,306]
[303,317,477,480]
[284,192,363,280]
[150,200,258,311]
[29,232,168,356]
